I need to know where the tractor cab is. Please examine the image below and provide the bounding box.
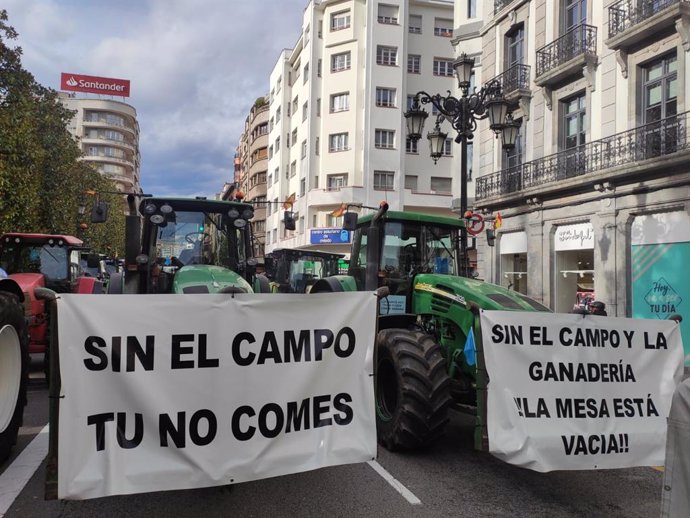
[117,197,259,294]
[264,248,344,293]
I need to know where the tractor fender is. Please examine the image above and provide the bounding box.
[0,279,24,302]
[310,275,357,293]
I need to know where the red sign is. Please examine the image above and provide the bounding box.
[60,73,130,97]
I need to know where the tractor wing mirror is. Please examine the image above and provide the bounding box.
[284,211,296,231]
[343,211,358,231]
[91,200,109,223]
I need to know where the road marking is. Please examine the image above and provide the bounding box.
[367,460,421,505]
[0,425,49,517]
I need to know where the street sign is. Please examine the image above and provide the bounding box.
[310,228,351,245]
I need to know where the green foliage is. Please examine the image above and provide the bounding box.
[0,10,125,256]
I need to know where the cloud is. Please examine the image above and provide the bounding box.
[4,0,306,196]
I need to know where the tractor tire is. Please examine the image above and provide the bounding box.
[0,292,29,463]
[375,329,451,451]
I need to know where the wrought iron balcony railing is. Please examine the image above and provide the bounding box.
[486,64,531,96]
[536,24,597,78]
[609,0,688,39]
[494,0,513,13]
[476,111,689,200]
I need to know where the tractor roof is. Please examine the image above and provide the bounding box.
[357,210,464,228]
[139,197,254,214]
[0,233,83,246]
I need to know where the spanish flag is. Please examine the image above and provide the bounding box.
[330,202,347,217]
[282,193,296,210]
[494,211,503,230]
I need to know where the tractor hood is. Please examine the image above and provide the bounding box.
[413,274,550,313]
[172,265,253,294]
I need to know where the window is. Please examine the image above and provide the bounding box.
[302,101,308,121]
[503,121,523,172]
[276,76,282,93]
[430,177,452,193]
[643,53,677,124]
[408,54,421,74]
[405,137,418,154]
[291,129,298,147]
[329,132,349,152]
[317,98,321,116]
[377,46,398,66]
[292,96,298,115]
[331,52,351,72]
[276,107,281,122]
[404,175,418,190]
[300,178,306,196]
[562,93,586,150]
[505,24,525,69]
[374,171,394,190]
[269,117,274,131]
[376,87,396,107]
[268,173,273,185]
[468,0,476,18]
[375,129,395,149]
[331,10,351,31]
[303,63,309,84]
[433,58,454,77]
[268,145,274,159]
[443,138,453,156]
[299,216,305,234]
[315,136,320,155]
[330,92,349,112]
[301,140,307,158]
[286,132,291,147]
[409,14,422,33]
[287,103,291,117]
[327,174,348,190]
[407,95,415,110]
[434,18,453,37]
[317,59,322,77]
[318,20,323,37]
[327,214,343,227]
[377,4,398,24]
[275,137,280,152]
[290,160,297,177]
[563,0,586,32]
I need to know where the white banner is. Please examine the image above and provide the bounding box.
[481,310,684,472]
[57,292,377,499]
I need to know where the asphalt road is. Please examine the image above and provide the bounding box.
[1,370,664,518]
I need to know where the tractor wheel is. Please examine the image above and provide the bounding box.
[375,329,451,451]
[0,292,29,463]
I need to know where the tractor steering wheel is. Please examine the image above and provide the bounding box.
[185,232,208,244]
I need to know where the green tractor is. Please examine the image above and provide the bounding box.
[262,248,344,293]
[108,196,267,294]
[311,203,550,451]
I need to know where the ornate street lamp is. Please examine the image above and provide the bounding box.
[404,52,521,277]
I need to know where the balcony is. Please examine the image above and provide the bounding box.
[535,25,597,88]
[494,0,513,13]
[476,111,690,204]
[607,0,690,51]
[487,64,531,115]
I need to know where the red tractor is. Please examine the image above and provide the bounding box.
[0,233,103,463]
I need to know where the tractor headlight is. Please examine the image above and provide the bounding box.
[233,219,247,229]
[160,204,173,214]
[227,208,240,219]
[135,254,149,265]
[242,208,254,220]
[143,203,157,215]
[150,214,165,224]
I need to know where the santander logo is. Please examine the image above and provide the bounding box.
[60,72,130,97]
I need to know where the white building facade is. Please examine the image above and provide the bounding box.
[59,93,142,194]
[264,0,461,256]
[467,0,690,363]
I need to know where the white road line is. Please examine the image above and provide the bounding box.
[367,460,421,505]
[0,425,49,517]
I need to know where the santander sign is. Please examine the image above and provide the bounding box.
[60,73,130,97]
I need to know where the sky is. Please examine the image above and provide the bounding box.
[4,0,307,198]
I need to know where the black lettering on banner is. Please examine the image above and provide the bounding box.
[171,334,195,369]
[231,405,256,441]
[116,412,143,449]
[159,410,217,448]
[197,335,219,368]
[87,412,114,451]
[257,332,282,364]
[528,361,636,382]
[333,393,354,425]
[555,398,610,418]
[286,399,310,432]
[334,327,356,358]
[491,324,523,345]
[84,336,108,371]
[126,336,155,371]
[258,403,285,438]
[232,332,256,366]
[561,433,629,455]
[112,336,122,372]
[285,330,311,362]
[512,397,550,418]
[313,394,333,427]
[644,332,668,350]
[313,329,334,360]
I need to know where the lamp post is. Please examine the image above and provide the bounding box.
[404,52,520,277]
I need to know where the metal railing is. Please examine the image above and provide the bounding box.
[536,24,597,78]
[476,111,689,200]
[486,64,531,96]
[609,0,687,38]
[494,0,513,13]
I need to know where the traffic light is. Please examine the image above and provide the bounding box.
[90,200,109,223]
